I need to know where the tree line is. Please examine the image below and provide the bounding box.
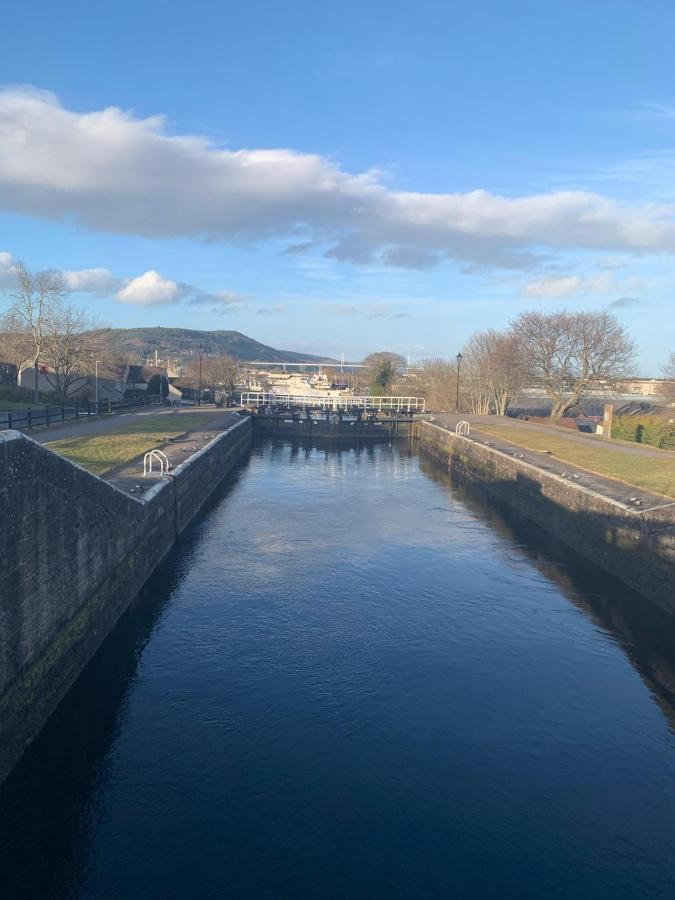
[1,261,670,420]
[0,261,241,402]
[387,310,658,421]
[0,262,126,400]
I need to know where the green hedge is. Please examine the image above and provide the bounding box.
[0,384,68,407]
[613,415,675,449]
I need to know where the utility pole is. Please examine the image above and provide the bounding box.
[198,345,203,406]
[95,360,100,409]
[455,352,463,413]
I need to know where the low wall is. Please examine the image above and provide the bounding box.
[415,422,675,612]
[0,416,251,786]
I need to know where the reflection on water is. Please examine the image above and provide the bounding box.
[2,439,675,899]
[418,453,675,730]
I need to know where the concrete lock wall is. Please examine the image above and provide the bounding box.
[0,416,251,786]
[415,422,675,613]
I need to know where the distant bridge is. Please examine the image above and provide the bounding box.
[241,393,425,412]
[243,361,367,370]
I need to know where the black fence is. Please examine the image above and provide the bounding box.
[0,395,163,431]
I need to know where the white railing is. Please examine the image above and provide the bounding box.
[143,449,171,476]
[455,420,470,435]
[240,393,425,412]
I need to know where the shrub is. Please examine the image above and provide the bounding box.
[612,415,674,448]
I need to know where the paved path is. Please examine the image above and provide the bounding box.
[31,405,223,445]
[103,409,243,496]
[423,414,675,512]
[431,413,672,460]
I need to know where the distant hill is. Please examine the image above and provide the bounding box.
[102,327,333,365]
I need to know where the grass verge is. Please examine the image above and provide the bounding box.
[475,424,675,499]
[46,413,213,475]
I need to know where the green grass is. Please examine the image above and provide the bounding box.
[476,423,675,499]
[46,413,213,474]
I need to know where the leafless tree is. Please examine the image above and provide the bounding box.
[512,310,635,421]
[186,353,238,398]
[462,330,526,416]
[0,311,32,377]
[663,351,675,402]
[40,304,106,398]
[3,262,68,400]
[98,349,131,397]
[409,359,458,412]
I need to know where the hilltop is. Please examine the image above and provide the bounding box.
[102,327,333,365]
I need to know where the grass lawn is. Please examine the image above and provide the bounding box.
[46,413,213,475]
[476,423,675,499]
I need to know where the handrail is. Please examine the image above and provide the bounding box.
[455,420,470,435]
[0,395,163,431]
[240,392,425,412]
[143,449,171,477]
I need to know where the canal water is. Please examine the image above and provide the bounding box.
[3,439,675,898]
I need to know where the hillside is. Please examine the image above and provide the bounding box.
[103,327,333,365]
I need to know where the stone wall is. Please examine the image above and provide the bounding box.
[415,421,675,612]
[0,416,251,785]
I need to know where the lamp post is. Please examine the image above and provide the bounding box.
[95,360,100,410]
[455,352,463,413]
[198,345,203,407]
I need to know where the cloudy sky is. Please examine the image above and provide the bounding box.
[1,0,674,370]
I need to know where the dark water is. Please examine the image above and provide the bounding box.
[3,439,675,899]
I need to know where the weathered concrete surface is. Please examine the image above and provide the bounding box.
[415,421,675,612]
[0,416,251,786]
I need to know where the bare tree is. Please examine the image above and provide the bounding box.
[512,310,635,421]
[98,349,131,398]
[663,351,675,403]
[186,353,238,399]
[463,330,526,416]
[40,304,106,398]
[203,354,238,392]
[4,262,67,400]
[409,359,458,412]
[461,348,492,415]
[0,311,32,378]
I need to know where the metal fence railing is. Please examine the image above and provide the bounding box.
[0,395,163,431]
[240,393,426,412]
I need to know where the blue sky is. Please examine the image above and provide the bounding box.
[1,0,674,370]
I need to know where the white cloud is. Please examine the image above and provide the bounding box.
[189,290,251,307]
[116,270,187,306]
[1,247,249,309]
[62,267,121,294]
[523,273,616,298]
[3,87,675,270]
[0,250,14,288]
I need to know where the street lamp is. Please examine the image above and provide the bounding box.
[197,345,204,407]
[455,352,463,413]
[95,360,100,410]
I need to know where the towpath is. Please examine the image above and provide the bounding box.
[423,414,675,512]
[104,410,244,495]
[31,405,219,445]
